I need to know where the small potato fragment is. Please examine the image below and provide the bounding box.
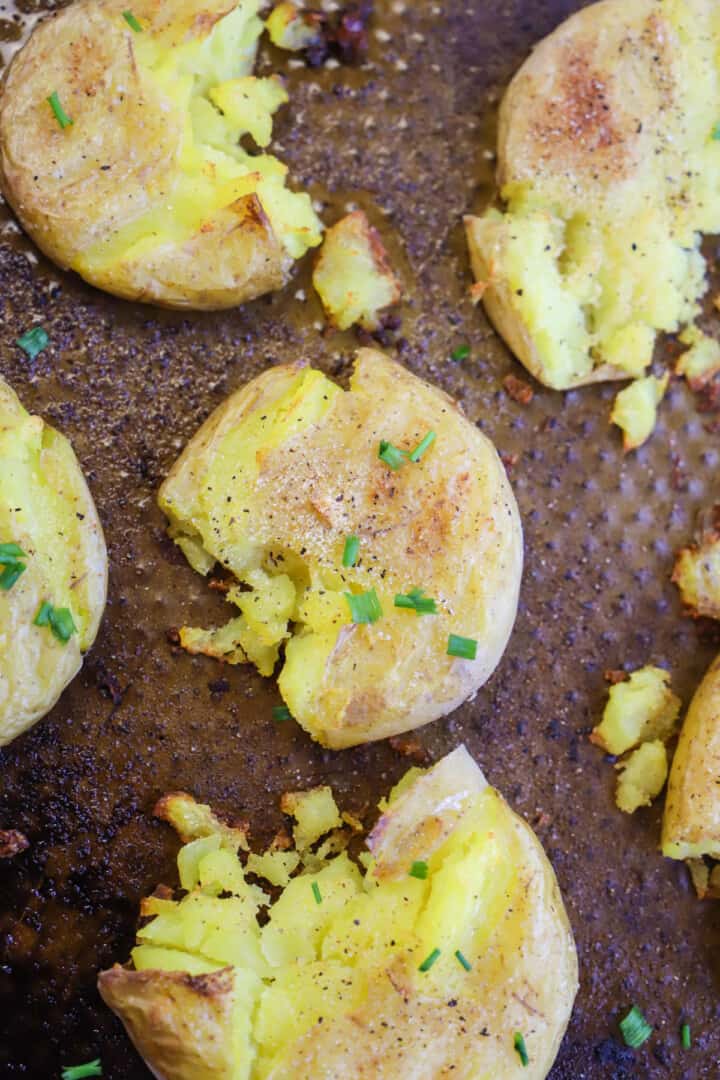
[280,786,342,851]
[610,374,669,452]
[313,211,402,331]
[676,327,720,389]
[267,1,321,51]
[672,504,720,619]
[590,666,681,756]
[614,740,668,814]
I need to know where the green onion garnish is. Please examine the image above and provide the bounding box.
[394,587,437,615]
[312,881,322,904]
[61,1061,103,1080]
[344,588,382,625]
[378,440,408,470]
[447,634,477,660]
[451,344,470,362]
[47,91,73,129]
[681,1022,691,1049]
[418,947,440,972]
[342,535,360,568]
[16,326,49,359]
[409,431,436,463]
[122,9,143,31]
[0,542,27,591]
[455,949,472,971]
[514,1032,529,1067]
[34,601,77,644]
[0,543,26,562]
[713,123,720,141]
[0,563,26,590]
[272,705,292,723]
[619,1005,653,1049]
[409,860,428,879]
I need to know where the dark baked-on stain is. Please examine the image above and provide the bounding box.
[0,1,719,1078]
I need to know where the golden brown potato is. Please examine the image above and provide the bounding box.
[158,349,523,748]
[465,0,720,390]
[662,654,720,862]
[99,747,578,1079]
[0,0,322,309]
[672,505,720,620]
[0,376,107,745]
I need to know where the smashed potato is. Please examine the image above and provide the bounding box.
[159,349,523,748]
[313,210,402,331]
[609,373,669,452]
[663,655,720,864]
[0,0,323,309]
[672,505,720,620]
[465,0,720,389]
[590,666,681,757]
[0,376,107,745]
[98,747,578,1079]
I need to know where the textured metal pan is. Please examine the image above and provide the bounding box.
[0,1,719,1076]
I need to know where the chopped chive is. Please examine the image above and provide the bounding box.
[344,588,382,625]
[409,430,436,463]
[378,439,408,471]
[34,601,77,643]
[342,534,360,568]
[447,634,477,660]
[311,881,322,904]
[394,587,437,615]
[455,949,472,972]
[61,1062,103,1080]
[713,122,720,141]
[418,947,441,972]
[680,1023,691,1049]
[0,563,26,591]
[619,1005,653,1049]
[514,1032,529,1067]
[409,860,428,880]
[451,344,470,362]
[16,326,49,359]
[122,9,143,31]
[0,543,26,562]
[272,705,292,723]
[47,91,73,129]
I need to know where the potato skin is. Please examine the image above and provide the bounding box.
[662,654,720,860]
[0,0,290,309]
[0,377,107,745]
[159,349,523,748]
[98,749,577,1079]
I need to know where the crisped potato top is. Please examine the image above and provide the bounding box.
[0,0,322,308]
[159,349,523,748]
[99,748,578,1079]
[466,0,720,388]
[0,377,107,745]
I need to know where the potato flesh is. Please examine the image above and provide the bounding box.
[615,740,668,814]
[609,373,669,451]
[591,666,681,756]
[676,327,720,388]
[466,0,720,389]
[312,211,402,331]
[673,537,720,620]
[280,786,343,851]
[108,751,571,1078]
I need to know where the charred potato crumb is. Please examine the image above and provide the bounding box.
[614,740,668,814]
[0,376,107,746]
[610,374,669,452]
[465,0,720,390]
[266,2,321,51]
[312,210,402,331]
[590,665,681,757]
[0,0,323,309]
[98,747,578,1079]
[158,349,523,749]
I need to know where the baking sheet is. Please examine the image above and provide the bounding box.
[0,0,719,1076]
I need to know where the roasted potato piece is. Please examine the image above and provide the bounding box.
[672,505,720,619]
[266,2,321,51]
[590,666,681,757]
[99,747,578,1079]
[313,210,402,330]
[158,349,523,748]
[676,327,720,390]
[0,0,323,310]
[614,740,668,815]
[465,0,720,389]
[609,373,669,452]
[663,655,720,862]
[0,376,107,746]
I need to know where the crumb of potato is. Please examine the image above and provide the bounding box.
[615,740,668,814]
[591,665,681,756]
[610,374,669,452]
[672,504,720,620]
[0,829,29,858]
[676,327,720,390]
[502,374,534,405]
[313,211,402,331]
